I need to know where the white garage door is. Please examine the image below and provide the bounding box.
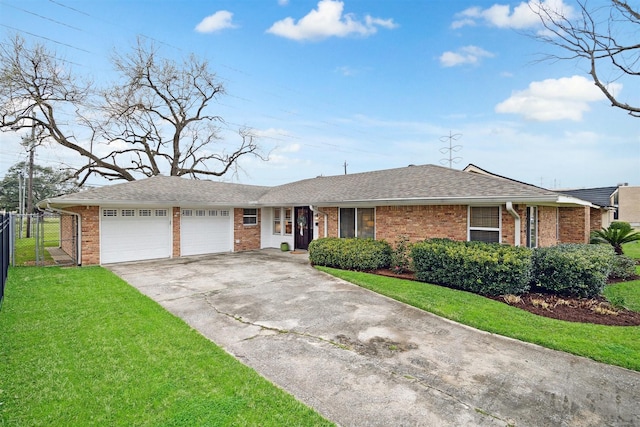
[101,207,172,264]
[180,208,232,256]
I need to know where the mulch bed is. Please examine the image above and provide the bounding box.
[371,269,640,326]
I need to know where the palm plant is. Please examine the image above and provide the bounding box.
[590,222,640,255]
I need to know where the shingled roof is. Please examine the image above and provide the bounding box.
[258,164,564,205]
[40,175,270,207]
[560,187,617,208]
[40,164,591,208]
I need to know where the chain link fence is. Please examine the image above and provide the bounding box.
[11,213,78,267]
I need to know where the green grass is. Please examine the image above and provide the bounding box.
[317,266,640,372]
[0,267,333,427]
[13,218,60,265]
[622,240,640,259]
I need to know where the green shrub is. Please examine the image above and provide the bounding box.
[608,255,637,281]
[391,235,413,274]
[308,237,391,270]
[411,239,532,296]
[531,244,614,298]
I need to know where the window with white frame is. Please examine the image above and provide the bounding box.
[284,208,292,235]
[121,209,135,217]
[103,209,117,217]
[526,206,538,248]
[273,208,281,234]
[155,209,167,217]
[139,209,152,217]
[272,207,293,235]
[339,208,375,239]
[243,208,258,225]
[468,206,500,243]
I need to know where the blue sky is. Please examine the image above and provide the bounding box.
[1,0,638,189]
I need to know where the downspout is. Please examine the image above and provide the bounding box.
[309,205,328,238]
[505,202,521,247]
[40,202,82,266]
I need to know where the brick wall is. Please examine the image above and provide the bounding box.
[64,206,100,265]
[559,206,590,244]
[375,205,468,243]
[234,208,261,251]
[590,207,602,233]
[59,213,75,257]
[538,206,559,247]
[172,207,181,257]
[502,204,524,246]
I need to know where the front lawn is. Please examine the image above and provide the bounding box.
[0,267,333,427]
[318,267,640,372]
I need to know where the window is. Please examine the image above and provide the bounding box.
[243,208,258,225]
[469,206,500,243]
[195,209,206,217]
[272,208,293,235]
[526,206,538,248]
[103,209,117,217]
[121,209,135,217]
[339,208,375,239]
[273,208,282,234]
[209,210,218,217]
[182,209,193,217]
[155,209,167,217]
[284,208,292,235]
[220,210,230,217]
[139,209,152,217]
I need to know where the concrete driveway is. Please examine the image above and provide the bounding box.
[107,250,639,427]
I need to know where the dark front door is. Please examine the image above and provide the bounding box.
[294,206,314,250]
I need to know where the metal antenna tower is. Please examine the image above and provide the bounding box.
[439,131,462,168]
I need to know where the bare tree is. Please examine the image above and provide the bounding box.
[0,36,265,185]
[532,0,639,117]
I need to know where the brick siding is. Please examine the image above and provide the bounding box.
[538,206,559,247]
[172,207,181,257]
[63,206,100,265]
[559,206,590,243]
[234,208,261,251]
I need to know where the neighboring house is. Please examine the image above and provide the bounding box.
[561,185,640,228]
[39,164,604,265]
[611,185,640,227]
[559,186,618,229]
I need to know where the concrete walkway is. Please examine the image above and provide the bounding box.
[107,250,639,427]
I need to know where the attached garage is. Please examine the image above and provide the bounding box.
[100,207,172,264]
[180,208,233,256]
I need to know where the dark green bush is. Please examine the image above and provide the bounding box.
[308,237,391,270]
[411,239,532,296]
[390,235,413,274]
[608,254,637,281]
[531,244,614,298]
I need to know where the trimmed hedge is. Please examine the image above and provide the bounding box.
[411,239,532,296]
[308,237,391,270]
[531,244,614,298]
[609,255,637,281]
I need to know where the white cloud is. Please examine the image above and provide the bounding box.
[439,45,495,67]
[278,0,289,5]
[495,75,622,121]
[266,0,398,41]
[452,0,574,30]
[195,11,238,33]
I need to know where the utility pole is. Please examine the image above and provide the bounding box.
[343,160,348,175]
[25,112,36,238]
